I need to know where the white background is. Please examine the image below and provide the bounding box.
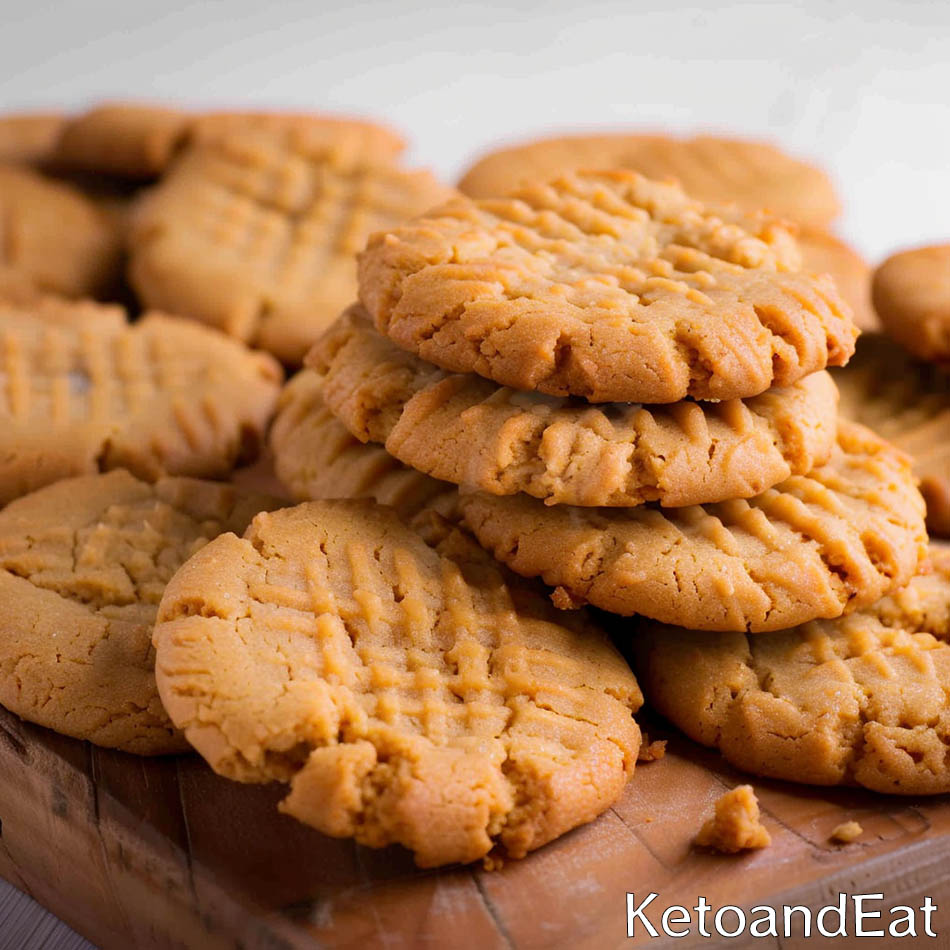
[0,3,947,946]
[1,0,949,260]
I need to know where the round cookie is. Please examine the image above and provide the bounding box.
[129,130,453,364]
[873,244,950,363]
[53,102,406,180]
[359,170,856,404]
[0,164,123,298]
[460,421,927,632]
[313,306,840,507]
[834,333,950,537]
[153,499,643,867]
[271,369,459,522]
[798,228,876,332]
[0,470,275,754]
[0,113,64,166]
[636,547,950,794]
[457,133,841,229]
[0,296,283,505]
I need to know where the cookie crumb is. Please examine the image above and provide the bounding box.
[551,586,586,610]
[829,820,863,844]
[637,734,667,762]
[694,785,771,854]
[482,853,505,872]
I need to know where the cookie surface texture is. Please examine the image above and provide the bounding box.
[0,470,274,753]
[457,133,840,228]
[153,499,643,866]
[313,306,839,507]
[0,113,64,165]
[53,103,406,179]
[835,334,950,537]
[0,298,282,504]
[460,421,927,632]
[873,244,950,363]
[271,369,459,521]
[129,131,452,363]
[359,170,856,403]
[636,547,950,794]
[0,164,122,298]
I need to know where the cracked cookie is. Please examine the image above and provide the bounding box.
[128,129,453,363]
[359,169,856,404]
[636,547,950,794]
[0,470,276,754]
[834,333,950,538]
[271,369,459,521]
[873,244,950,364]
[460,421,927,632]
[0,295,282,505]
[312,305,839,507]
[153,499,643,866]
[457,133,841,229]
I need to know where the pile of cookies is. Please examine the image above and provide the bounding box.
[2,102,950,868]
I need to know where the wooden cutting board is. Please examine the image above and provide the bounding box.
[3,702,950,950]
[4,460,950,949]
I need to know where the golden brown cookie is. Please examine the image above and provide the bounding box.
[0,469,275,754]
[313,305,840,507]
[53,102,406,180]
[636,547,950,794]
[360,170,856,404]
[153,499,643,866]
[271,369,459,521]
[0,296,282,505]
[0,113,64,165]
[0,164,123,298]
[129,131,452,364]
[834,334,950,538]
[799,228,876,332]
[460,421,927,632]
[873,244,950,363]
[458,133,841,228]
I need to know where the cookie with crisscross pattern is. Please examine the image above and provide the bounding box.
[359,170,856,403]
[636,546,950,794]
[0,296,282,504]
[0,469,275,753]
[153,499,643,866]
[129,130,453,363]
[460,421,927,632]
[312,305,840,507]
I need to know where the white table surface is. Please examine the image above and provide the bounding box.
[0,1,948,947]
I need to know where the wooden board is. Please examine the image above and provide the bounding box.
[4,702,950,950]
[4,459,950,949]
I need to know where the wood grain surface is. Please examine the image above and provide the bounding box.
[3,459,950,949]
[3,702,950,950]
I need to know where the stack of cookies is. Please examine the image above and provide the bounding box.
[273,166,950,801]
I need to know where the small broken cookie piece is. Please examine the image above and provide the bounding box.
[637,733,667,762]
[694,785,771,854]
[829,821,863,844]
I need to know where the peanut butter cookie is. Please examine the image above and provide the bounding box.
[458,133,840,228]
[0,470,275,753]
[313,305,840,507]
[360,170,856,403]
[0,296,282,504]
[129,130,452,363]
[153,499,643,866]
[873,244,950,363]
[637,547,950,794]
[460,421,927,632]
